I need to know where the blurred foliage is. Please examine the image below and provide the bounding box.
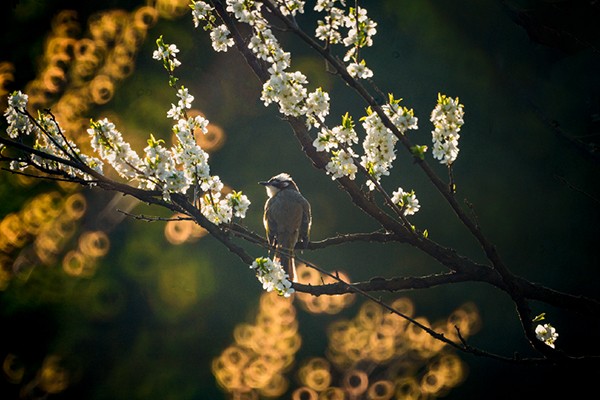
[1,0,599,399]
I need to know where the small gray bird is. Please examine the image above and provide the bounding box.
[259,173,311,282]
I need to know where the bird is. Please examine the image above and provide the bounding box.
[259,173,311,283]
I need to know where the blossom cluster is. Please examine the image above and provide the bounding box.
[312,95,418,195]
[141,37,249,221]
[193,0,330,129]
[430,94,465,165]
[359,99,418,190]
[87,110,249,224]
[4,91,102,182]
[250,257,295,297]
[535,323,558,349]
[391,187,420,216]
[190,2,234,52]
[277,0,306,16]
[359,110,397,189]
[314,1,377,79]
[3,37,251,228]
[312,113,358,179]
[152,36,181,88]
[5,91,33,138]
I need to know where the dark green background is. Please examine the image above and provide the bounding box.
[1,0,599,398]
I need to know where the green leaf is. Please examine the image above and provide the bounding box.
[341,112,354,129]
[532,313,546,322]
[147,133,165,147]
[410,145,428,160]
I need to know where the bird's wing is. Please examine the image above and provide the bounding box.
[264,197,277,245]
[300,197,311,244]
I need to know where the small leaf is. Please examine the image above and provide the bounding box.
[410,145,428,160]
[533,313,546,322]
[341,112,354,129]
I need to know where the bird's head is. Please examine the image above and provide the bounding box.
[259,173,298,197]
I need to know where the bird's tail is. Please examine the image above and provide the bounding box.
[275,246,297,283]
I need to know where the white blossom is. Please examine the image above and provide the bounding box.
[313,113,357,152]
[383,97,418,134]
[261,70,308,117]
[171,117,211,184]
[535,323,558,349]
[251,257,295,297]
[88,118,143,181]
[143,135,189,198]
[347,60,373,79]
[315,0,339,12]
[430,94,464,165]
[176,86,194,109]
[4,91,34,138]
[360,109,397,190]
[391,187,420,216]
[200,193,233,225]
[152,37,181,71]
[200,175,223,193]
[315,7,344,44]
[209,25,234,52]
[278,0,305,16]
[166,104,181,119]
[313,127,339,152]
[325,148,358,180]
[4,92,101,181]
[305,88,330,127]
[342,6,377,49]
[227,190,251,218]
[190,1,214,28]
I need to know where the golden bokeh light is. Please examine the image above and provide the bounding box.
[295,264,355,314]
[21,5,166,148]
[172,109,228,154]
[0,1,216,292]
[367,379,395,400]
[321,297,478,398]
[198,123,227,153]
[151,0,191,19]
[38,355,69,394]
[10,354,72,398]
[318,387,346,400]
[394,376,421,400]
[291,387,318,400]
[78,230,110,258]
[213,289,478,399]
[2,353,25,384]
[62,249,90,277]
[212,292,301,398]
[164,213,208,245]
[0,188,115,287]
[298,358,332,392]
[343,369,369,397]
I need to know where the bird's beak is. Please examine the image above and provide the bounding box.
[259,181,269,186]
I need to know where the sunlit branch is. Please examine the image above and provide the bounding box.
[306,231,399,249]
[117,209,195,222]
[293,254,554,365]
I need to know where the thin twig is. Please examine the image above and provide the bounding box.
[117,209,194,222]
